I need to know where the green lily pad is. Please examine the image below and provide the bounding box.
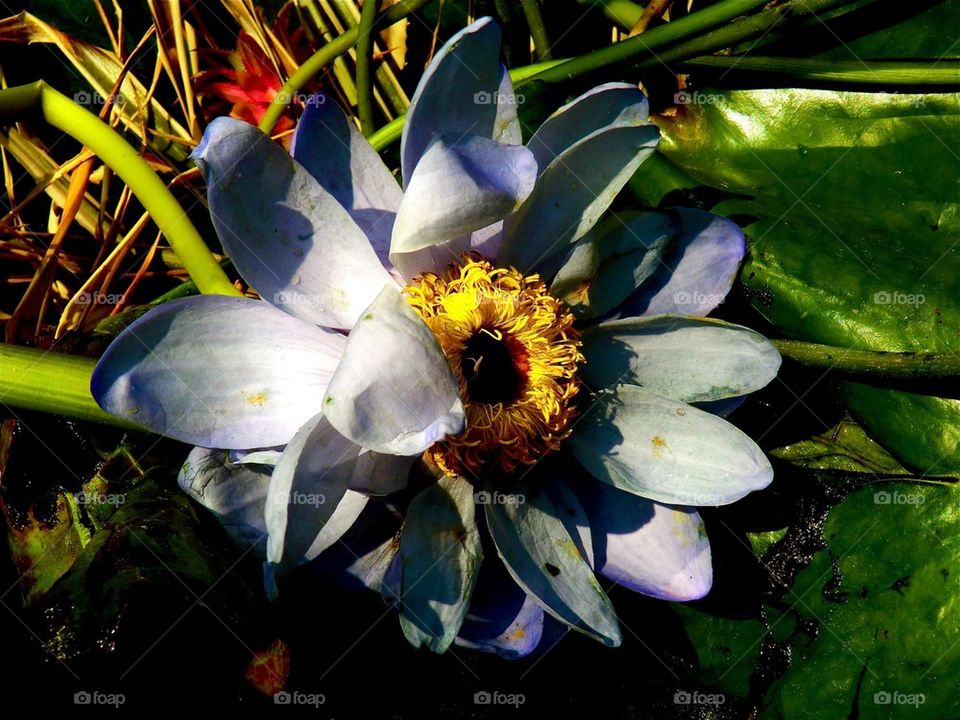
[763,483,960,718]
[645,87,960,473]
[770,419,911,475]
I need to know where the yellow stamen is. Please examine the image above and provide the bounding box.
[404,254,583,477]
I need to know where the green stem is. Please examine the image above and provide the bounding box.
[259,0,431,134]
[593,0,644,29]
[774,340,960,380]
[0,345,141,428]
[681,56,960,88]
[366,58,569,151]
[0,82,240,297]
[327,0,410,115]
[356,0,379,136]
[521,0,553,61]
[518,0,770,85]
[629,0,870,73]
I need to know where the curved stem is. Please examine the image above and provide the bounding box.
[356,0,380,136]
[0,82,240,297]
[774,340,960,380]
[259,0,432,134]
[0,345,141,428]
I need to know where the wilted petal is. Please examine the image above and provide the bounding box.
[390,135,536,275]
[91,296,344,448]
[177,446,269,555]
[576,480,712,601]
[323,286,464,455]
[291,94,403,267]
[484,479,621,647]
[567,385,773,506]
[580,315,781,399]
[618,208,745,317]
[500,123,660,272]
[399,475,483,653]
[401,17,502,184]
[193,117,394,329]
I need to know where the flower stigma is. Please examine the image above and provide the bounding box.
[404,255,583,477]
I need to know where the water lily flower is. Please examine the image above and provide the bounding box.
[91,17,780,657]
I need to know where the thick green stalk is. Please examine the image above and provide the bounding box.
[521,0,553,60]
[681,56,960,88]
[356,0,380,136]
[775,340,960,380]
[0,82,240,297]
[259,0,431,134]
[518,0,770,85]
[632,0,876,73]
[0,345,140,428]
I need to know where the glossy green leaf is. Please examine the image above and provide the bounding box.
[762,483,960,718]
[651,88,960,473]
[770,418,912,474]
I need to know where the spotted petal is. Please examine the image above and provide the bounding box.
[401,17,502,184]
[399,475,483,653]
[576,480,712,600]
[567,385,772,506]
[91,296,344,448]
[455,558,544,658]
[485,480,621,646]
[580,315,781,400]
[192,117,394,329]
[323,286,464,455]
[291,94,403,267]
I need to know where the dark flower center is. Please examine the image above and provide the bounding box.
[461,329,528,405]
